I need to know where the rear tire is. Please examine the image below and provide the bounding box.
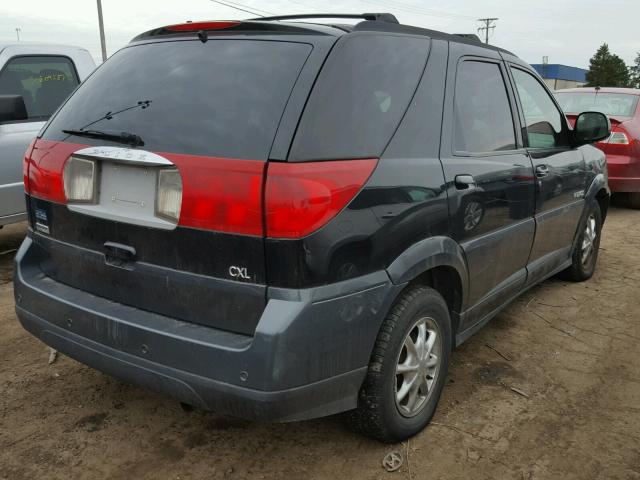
[561,202,602,282]
[347,286,451,443]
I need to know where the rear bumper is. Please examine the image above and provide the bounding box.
[608,177,640,193]
[14,235,400,421]
[606,154,640,192]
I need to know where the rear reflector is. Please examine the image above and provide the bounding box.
[165,21,240,32]
[265,159,378,239]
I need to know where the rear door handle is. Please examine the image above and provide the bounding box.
[535,165,550,178]
[454,174,476,190]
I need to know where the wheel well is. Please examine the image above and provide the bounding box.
[407,266,463,336]
[595,188,609,221]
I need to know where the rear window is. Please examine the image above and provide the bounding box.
[43,40,312,159]
[555,92,639,117]
[0,55,79,120]
[289,34,429,161]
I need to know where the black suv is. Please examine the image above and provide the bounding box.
[15,14,611,442]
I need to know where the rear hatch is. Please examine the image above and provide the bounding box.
[24,32,322,335]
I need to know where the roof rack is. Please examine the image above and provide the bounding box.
[250,13,399,24]
[452,33,482,43]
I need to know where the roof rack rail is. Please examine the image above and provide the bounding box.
[250,13,399,24]
[452,33,482,43]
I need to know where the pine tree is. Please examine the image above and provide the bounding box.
[586,43,630,87]
[629,52,640,89]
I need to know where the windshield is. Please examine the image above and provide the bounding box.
[43,39,312,159]
[555,92,639,117]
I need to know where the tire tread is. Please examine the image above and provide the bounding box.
[561,202,602,282]
[347,285,447,442]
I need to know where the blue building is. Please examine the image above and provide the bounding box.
[530,64,588,90]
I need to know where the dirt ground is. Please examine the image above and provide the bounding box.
[1,207,639,480]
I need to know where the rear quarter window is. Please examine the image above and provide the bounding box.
[43,40,312,160]
[289,33,430,161]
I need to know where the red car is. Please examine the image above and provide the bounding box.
[555,87,640,207]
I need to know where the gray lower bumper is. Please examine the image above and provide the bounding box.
[14,235,400,421]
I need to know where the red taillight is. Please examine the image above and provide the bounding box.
[265,159,378,239]
[165,21,240,32]
[605,131,630,145]
[598,123,633,153]
[163,152,265,236]
[27,140,81,203]
[24,140,377,239]
[23,138,37,194]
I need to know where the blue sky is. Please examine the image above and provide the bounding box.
[1,0,639,68]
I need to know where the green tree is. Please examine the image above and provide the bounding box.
[586,43,630,87]
[629,52,640,89]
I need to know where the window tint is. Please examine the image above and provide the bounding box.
[453,61,516,153]
[511,68,568,148]
[289,34,429,161]
[0,56,79,120]
[406,187,438,202]
[44,40,311,159]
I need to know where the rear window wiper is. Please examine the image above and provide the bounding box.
[62,128,144,147]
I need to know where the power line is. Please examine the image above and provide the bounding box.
[375,0,476,20]
[360,0,476,21]
[218,0,276,16]
[209,0,266,17]
[477,17,498,44]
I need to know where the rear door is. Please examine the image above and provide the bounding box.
[506,62,587,283]
[28,37,328,335]
[440,43,535,327]
[0,54,80,220]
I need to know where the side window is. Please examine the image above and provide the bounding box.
[289,35,430,161]
[511,68,569,148]
[453,60,516,153]
[0,56,79,121]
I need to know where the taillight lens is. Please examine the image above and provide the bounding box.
[25,141,378,239]
[607,131,630,144]
[265,159,378,238]
[63,156,97,203]
[23,138,37,194]
[156,168,183,222]
[165,153,265,235]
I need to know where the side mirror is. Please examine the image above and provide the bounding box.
[0,95,28,124]
[572,111,611,146]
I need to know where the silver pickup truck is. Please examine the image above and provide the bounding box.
[0,43,95,227]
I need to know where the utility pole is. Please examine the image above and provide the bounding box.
[96,0,107,62]
[477,18,498,44]
[15,27,21,42]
